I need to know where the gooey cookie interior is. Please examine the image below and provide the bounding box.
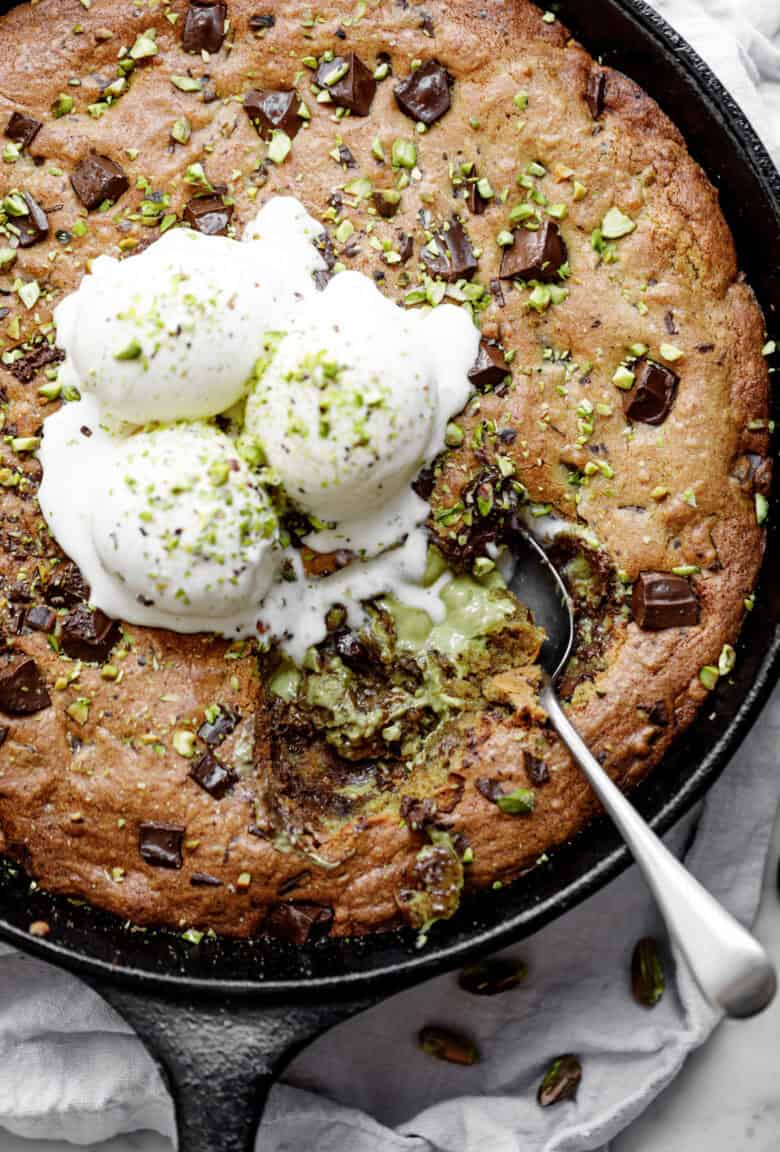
[0,0,770,944]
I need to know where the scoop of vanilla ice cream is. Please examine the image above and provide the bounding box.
[54,228,290,425]
[244,272,438,529]
[90,423,278,619]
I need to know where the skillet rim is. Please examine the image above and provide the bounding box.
[0,0,778,997]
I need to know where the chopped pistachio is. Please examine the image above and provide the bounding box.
[66,698,91,726]
[659,342,684,362]
[572,180,588,201]
[172,729,196,758]
[497,788,536,815]
[52,93,74,118]
[38,380,62,401]
[236,871,252,889]
[496,229,514,247]
[114,338,143,361]
[0,247,17,272]
[268,129,292,165]
[612,364,635,390]
[10,436,41,453]
[671,564,700,577]
[171,75,203,92]
[601,206,636,240]
[755,492,769,525]
[130,31,158,60]
[371,136,385,162]
[18,280,41,310]
[373,61,389,81]
[473,557,496,578]
[171,116,191,144]
[528,284,551,312]
[699,665,719,691]
[391,138,417,169]
[513,90,529,109]
[547,202,567,220]
[334,218,354,245]
[445,422,464,447]
[718,644,736,676]
[762,339,776,356]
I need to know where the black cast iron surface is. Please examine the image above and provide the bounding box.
[0,1,778,1149]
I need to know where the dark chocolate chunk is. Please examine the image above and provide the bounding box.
[243,89,303,140]
[648,700,669,727]
[490,277,506,307]
[499,220,567,282]
[335,143,356,167]
[0,657,50,715]
[189,750,237,799]
[400,795,437,832]
[5,111,42,151]
[249,13,275,30]
[372,188,401,218]
[537,1055,582,1107]
[0,724,8,747]
[397,230,413,263]
[585,68,607,119]
[315,53,376,116]
[421,219,477,282]
[182,1,227,54]
[190,871,223,887]
[183,195,233,236]
[467,179,491,216]
[71,153,129,211]
[60,605,120,662]
[622,359,679,426]
[468,340,510,391]
[525,752,549,785]
[264,901,334,944]
[475,778,504,804]
[277,868,312,897]
[24,605,56,634]
[333,627,381,673]
[15,192,49,248]
[197,704,240,747]
[6,342,64,384]
[138,821,185,869]
[731,452,771,496]
[394,59,451,125]
[45,561,89,607]
[632,572,699,630]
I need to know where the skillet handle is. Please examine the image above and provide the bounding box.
[85,977,370,1152]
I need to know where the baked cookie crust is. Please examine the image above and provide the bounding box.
[0,0,769,940]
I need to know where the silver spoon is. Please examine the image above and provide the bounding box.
[508,529,777,1018]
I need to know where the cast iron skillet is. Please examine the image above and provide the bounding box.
[0,1,778,1148]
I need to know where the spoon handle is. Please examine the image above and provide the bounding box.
[541,681,777,1018]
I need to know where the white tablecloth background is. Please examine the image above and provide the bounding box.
[1,1,778,1148]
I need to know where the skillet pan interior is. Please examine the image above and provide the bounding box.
[0,0,777,995]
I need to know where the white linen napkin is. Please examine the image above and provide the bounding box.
[1,1,778,1147]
